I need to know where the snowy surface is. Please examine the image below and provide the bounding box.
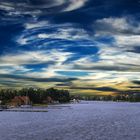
[0,101,140,140]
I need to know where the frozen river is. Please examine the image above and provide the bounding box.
[0,101,140,140]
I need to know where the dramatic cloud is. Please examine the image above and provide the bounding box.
[0,0,88,20]
[64,0,88,12]
[95,17,140,34]
[0,0,140,94]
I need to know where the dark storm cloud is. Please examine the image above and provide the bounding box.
[73,64,140,72]
[70,86,120,92]
[0,74,78,83]
[55,82,73,87]
[132,81,140,85]
[127,46,140,53]
[129,86,140,89]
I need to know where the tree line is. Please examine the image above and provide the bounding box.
[0,87,140,105]
[79,93,140,102]
[0,88,70,105]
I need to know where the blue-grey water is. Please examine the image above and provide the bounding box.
[0,101,140,140]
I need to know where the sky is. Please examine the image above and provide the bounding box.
[0,0,140,95]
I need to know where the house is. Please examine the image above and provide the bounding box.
[9,96,31,107]
[42,96,53,104]
[42,96,59,104]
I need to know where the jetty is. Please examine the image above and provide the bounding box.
[0,105,48,112]
[2,109,48,112]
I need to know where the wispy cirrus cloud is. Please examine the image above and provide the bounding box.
[0,0,88,22]
[0,0,140,93]
[95,17,140,35]
[63,0,88,12]
[17,22,90,46]
[0,49,73,77]
[24,21,50,29]
[94,17,140,49]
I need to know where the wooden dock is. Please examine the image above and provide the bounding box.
[1,109,48,112]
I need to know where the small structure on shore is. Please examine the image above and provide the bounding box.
[70,98,80,103]
[9,96,31,107]
[42,96,59,104]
